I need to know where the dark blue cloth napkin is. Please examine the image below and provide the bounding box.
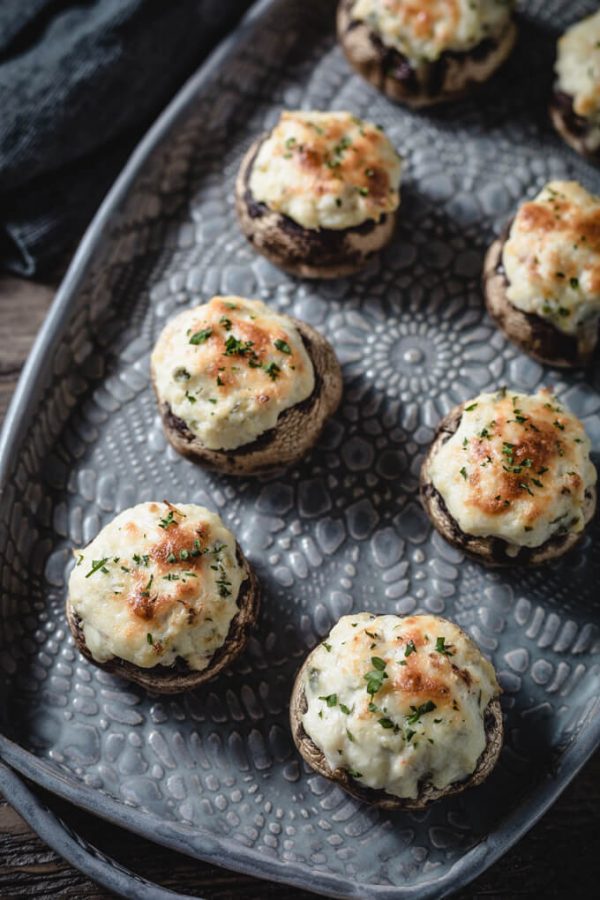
[0,0,252,277]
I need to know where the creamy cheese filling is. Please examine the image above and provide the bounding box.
[350,0,513,64]
[68,502,246,671]
[502,182,600,336]
[248,111,402,230]
[301,613,500,800]
[428,389,596,550]
[152,296,315,451]
[555,10,600,147]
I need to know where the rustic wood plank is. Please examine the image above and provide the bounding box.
[0,273,598,898]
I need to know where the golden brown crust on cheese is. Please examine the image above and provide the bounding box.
[290,652,503,810]
[420,401,597,566]
[336,0,517,108]
[235,136,398,279]
[154,317,342,475]
[483,237,599,367]
[66,546,260,694]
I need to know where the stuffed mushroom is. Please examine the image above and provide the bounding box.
[151,296,342,475]
[550,10,600,164]
[337,0,517,108]
[420,388,597,566]
[483,181,600,367]
[290,612,503,809]
[235,111,402,278]
[66,502,259,693]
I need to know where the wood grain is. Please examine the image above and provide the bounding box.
[0,274,598,899]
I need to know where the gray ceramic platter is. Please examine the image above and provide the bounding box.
[1,0,599,897]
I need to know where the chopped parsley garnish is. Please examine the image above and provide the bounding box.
[319,694,338,707]
[346,729,355,742]
[364,657,388,695]
[223,335,255,356]
[85,557,110,578]
[405,728,416,743]
[460,467,468,480]
[263,361,281,381]
[570,277,579,289]
[216,374,224,386]
[404,640,416,658]
[166,552,177,563]
[219,316,232,330]
[323,642,332,652]
[141,574,154,597]
[132,553,149,566]
[406,700,436,725]
[347,768,363,779]
[189,328,212,345]
[519,482,534,496]
[358,186,369,196]
[553,420,565,431]
[158,510,176,529]
[464,402,478,411]
[274,339,291,354]
[435,636,454,657]
[378,717,398,731]
[185,390,196,404]
[339,703,352,715]
[173,367,191,382]
[531,478,544,488]
[147,633,154,645]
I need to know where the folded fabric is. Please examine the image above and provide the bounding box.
[0,0,253,277]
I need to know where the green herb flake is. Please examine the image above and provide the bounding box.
[319,694,338,707]
[263,361,281,381]
[189,328,213,345]
[404,640,417,658]
[340,703,352,715]
[147,632,154,645]
[219,316,232,331]
[323,642,332,652]
[158,510,176,529]
[85,557,110,578]
[435,636,454,657]
[274,339,291,354]
[460,466,468,480]
[465,402,478,411]
[406,700,437,725]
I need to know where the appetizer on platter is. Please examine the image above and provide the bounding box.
[337,0,517,107]
[484,181,600,367]
[550,10,600,164]
[151,296,342,475]
[420,388,597,566]
[290,612,503,808]
[236,111,402,277]
[66,502,259,693]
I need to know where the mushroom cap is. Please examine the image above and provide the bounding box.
[289,649,503,810]
[235,136,397,279]
[66,548,260,694]
[549,96,600,167]
[419,401,597,567]
[153,317,342,476]
[336,0,517,108]
[483,237,598,368]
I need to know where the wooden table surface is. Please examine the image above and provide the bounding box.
[0,274,599,899]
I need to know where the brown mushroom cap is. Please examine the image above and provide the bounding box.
[66,547,260,695]
[235,136,397,279]
[420,401,597,567]
[152,317,342,477]
[289,649,503,810]
[336,0,517,108]
[549,96,600,167]
[483,237,598,368]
